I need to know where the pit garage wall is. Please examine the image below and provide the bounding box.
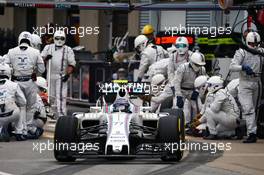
[160,11,186,30]
[0,7,14,30]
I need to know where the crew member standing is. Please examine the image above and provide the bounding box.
[5,31,45,140]
[41,30,76,119]
[229,31,264,143]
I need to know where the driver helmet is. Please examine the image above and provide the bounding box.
[112,98,130,112]
[112,88,131,112]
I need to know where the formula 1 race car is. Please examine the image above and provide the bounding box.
[54,85,185,162]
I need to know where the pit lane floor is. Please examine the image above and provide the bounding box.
[0,105,264,175]
[1,137,263,175]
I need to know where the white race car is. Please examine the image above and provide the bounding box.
[54,87,185,162]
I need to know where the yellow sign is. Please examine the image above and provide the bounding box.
[112,80,128,84]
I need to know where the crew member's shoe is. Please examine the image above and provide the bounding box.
[0,126,10,142]
[27,128,44,139]
[185,128,193,136]
[15,134,27,141]
[35,128,44,138]
[243,133,257,143]
[202,127,210,137]
[235,127,243,140]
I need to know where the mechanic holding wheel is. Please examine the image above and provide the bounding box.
[41,30,76,119]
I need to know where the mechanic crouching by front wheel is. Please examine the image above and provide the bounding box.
[5,31,45,141]
[202,76,241,140]
[229,31,264,143]
[173,51,207,125]
[26,77,48,139]
[189,75,209,136]
[41,30,76,119]
[0,63,26,142]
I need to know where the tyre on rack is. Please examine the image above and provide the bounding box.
[54,116,79,162]
[158,108,185,162]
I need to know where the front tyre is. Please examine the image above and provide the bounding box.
[158,110,185,162]
[54,116,78,162]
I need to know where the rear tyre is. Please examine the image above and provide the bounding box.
[158,109,185,162]
[54,116,78,162]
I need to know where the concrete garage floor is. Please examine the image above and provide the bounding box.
[183,136,264,175]
[1,134,262,175]
[206,140,264,175]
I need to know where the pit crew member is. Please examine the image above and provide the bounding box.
[5,31,45,140]
[0,63,27,142]
[173,51,207,124]
[202,76,241,140]
[41,30,76,119]
[134,34,168,82]
[26,77,47,139]
[229,31,264,143]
